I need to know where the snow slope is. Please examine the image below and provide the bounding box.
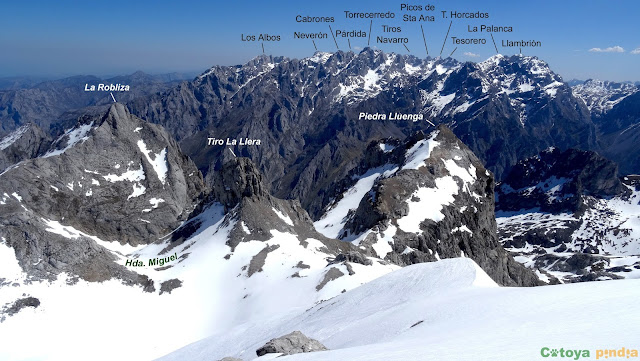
[314,164,397,239]
[0,125,29,150]
[0,203,397,361]
[159,258,640,361]
[42,122,93,158]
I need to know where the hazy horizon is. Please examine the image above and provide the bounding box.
[2,0,639,82]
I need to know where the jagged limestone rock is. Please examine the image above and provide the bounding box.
[256,331,328,356]
[0,104,205,283]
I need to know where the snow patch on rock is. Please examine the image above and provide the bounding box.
[137,139,168,184]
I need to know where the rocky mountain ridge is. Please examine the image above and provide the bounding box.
[572,79,638,117]
[129,49,599,220]
[314,125,540,286]
[0,103,542,294]
[0,122,51,172]
[572,79,640,174]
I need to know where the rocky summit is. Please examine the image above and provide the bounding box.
[314,125,540,286]
[256,331,328,356]
[0,103,205,282]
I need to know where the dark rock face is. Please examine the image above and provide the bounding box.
[316,267,345,291]
[496,148,639,283]
[128,50,598,220]
[212,157,269,211]
[159,279,183,295]
[0,103,206,282]
[496,147,629,215]
[256,331,328,356]
[316,125,540,287]
[247,245,280,277]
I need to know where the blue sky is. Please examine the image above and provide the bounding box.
[2,0,639,81]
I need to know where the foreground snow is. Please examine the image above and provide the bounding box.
[158,258,640,361]
[0,204,396,361]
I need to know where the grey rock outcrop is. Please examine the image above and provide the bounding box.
[0,103,206,282]
[316,267,345,291]
[330,251,373,266]
[256,331,328,356]
[4,297,40,316]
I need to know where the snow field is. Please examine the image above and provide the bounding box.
[42,122,94,158]
[1,203,397,361]
[158,258,640,361]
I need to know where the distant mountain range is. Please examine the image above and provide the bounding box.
[0,71,197,138]
[0,71,198,90]
[128,50,598,217]
[572,79,640,174]
[0,76,53,90]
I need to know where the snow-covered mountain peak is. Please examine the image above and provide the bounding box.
[479,53,505,68]
[357,46,383,57]
[307,51,333,64]
[479,54,559,85]
[572,78,638,115]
